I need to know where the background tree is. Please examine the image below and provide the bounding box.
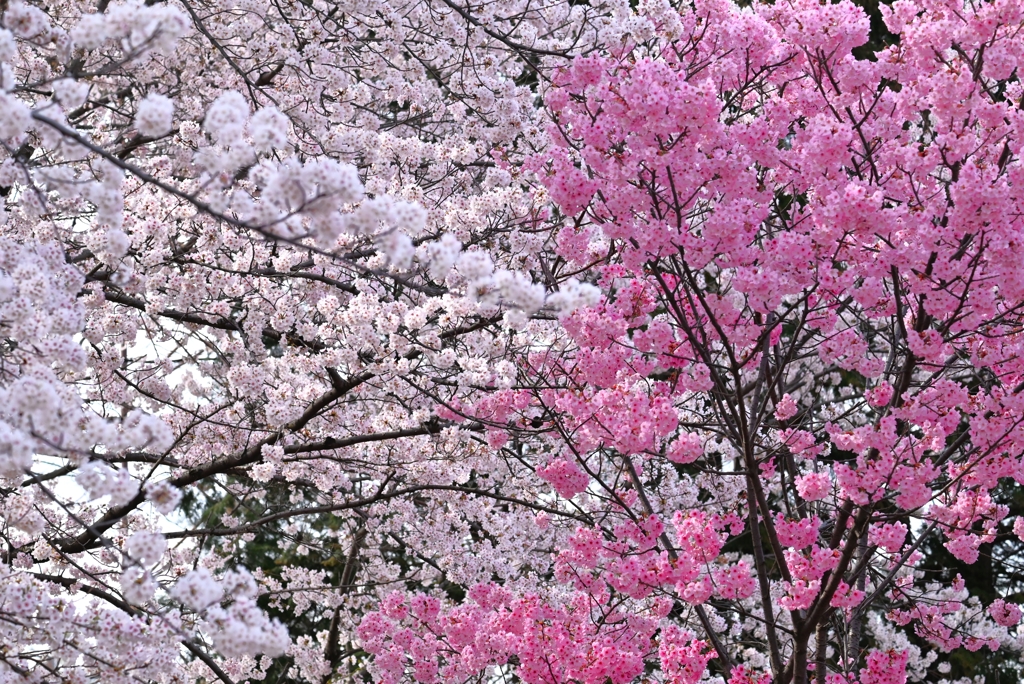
[0,0,598,680]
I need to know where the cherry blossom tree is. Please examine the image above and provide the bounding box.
[360,1,1024,683]
[1,0,1024,683]
[0,0,595,680]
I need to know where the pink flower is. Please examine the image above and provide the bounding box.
[796,472,831,501]
[866,382,894,407]
[774,514,820,549]
[667,432,704,464]
[536,458,590,499]
[869,522,908,554]
[714,560,757,600]
[860,649,909,684]
[774,393,799,421]
[830,580,865,610]
[989,599,1023,627]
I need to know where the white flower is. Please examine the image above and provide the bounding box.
[0,430,32,480]
[145,480,182,515]
[345,196,392,236]
[104,228,130,259]
[0,29,17,62]
[204,91,249,144]
[3,1,50,40]
[0,63,14,93]
[301,158,364,207]
[249,106,290,152]
[208,598,290,658]
[434,348,456,369]
[377,230,414,269]
[171,568,224,611]
[0,93,30,140]
[71,13,108,49]
[52,79,89,110]
[121,567,156,604]
[458,251,494,281]
[76,459,138,505]
[390,199,428,234]
[547,278,602,315]
[107,468,139,506]
[250,462,276,483]
[134,93,174,138]
[494,270,545,314]
[139,5,188,53]
[121,409,174,452]
[0,273,15,301]
[77,461,115,500]
[404,306,429,330]
[125,531,166,566]
[220,568,258,598]
[423,234,462,281]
